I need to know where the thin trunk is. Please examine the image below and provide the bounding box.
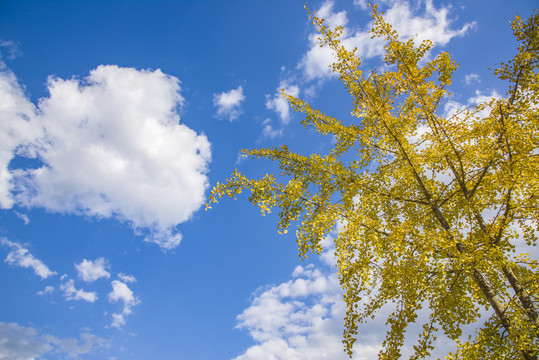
[503,265,539,324]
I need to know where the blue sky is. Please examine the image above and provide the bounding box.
[0,0,536,359]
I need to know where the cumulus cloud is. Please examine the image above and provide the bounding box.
[298,0,475,82]
[233,234,379,360]
[1,238,56,279]
[233,262,376,360]
[60,279,98,303]
[75,257,110,282]
[265,81,300,125]
[213,85,246,121]
[107,280,139,328]
[233,233,466,359]
[0,322,107,360]
[0,64,211,249]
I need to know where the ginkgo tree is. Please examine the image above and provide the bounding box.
[208,5,538,359]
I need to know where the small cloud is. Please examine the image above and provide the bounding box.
[14,211,30,225]
[213,85,246,121]
[75,258,110,282]
[143,229,182,250]
[261,119,282,140]
[464,73,480,85]
[108,280,136,306]
[60,279,98,303]
[265,82,299,125]
[111,313,127,329]
[353,0,369,10]
[117,273,136,283]
[1,238,56,279]
[0,40,22,60]
[37,285,54,296]
[107,280,139,328]
[235,152,248,165]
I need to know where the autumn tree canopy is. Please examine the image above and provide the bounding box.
[208,5,538,359]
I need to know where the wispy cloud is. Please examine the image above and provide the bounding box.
[1,238,56,279]
[213,85,246,121]
[260,119,283,140]
[117,273,137,283]
[14,211,30,225]
[0,321,108,359]
[464,73,481,85]
[0,40,22,60]
[37,286,54,297]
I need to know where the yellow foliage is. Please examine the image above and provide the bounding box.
[208,5,539,359]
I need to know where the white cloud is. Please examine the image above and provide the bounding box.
[261,119,282,139]
[213,85,246,121]
[444,90,502,122]
[14,211,29,225]
[298,0,475,82]
[37,285,54,296]
[0,322,51,360]
[75,257,110,282]
[0,41,22,60]
[107,280,139,328]
[110,313,127,329]
[233,262,375,360]
[233,233,372,359]
[108,280,136,307]
[265,81,300,125]
[233,233,466,359]
[464,73,481,85]
[60,279,98,303]
[353,0,370,10]
[384,0,476,46]
[1,238,56,279]
[0,64,41,209]
[1,64,211,249]
[0,322,107,359]
[117,272,137,283]
[46,331,109,359]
